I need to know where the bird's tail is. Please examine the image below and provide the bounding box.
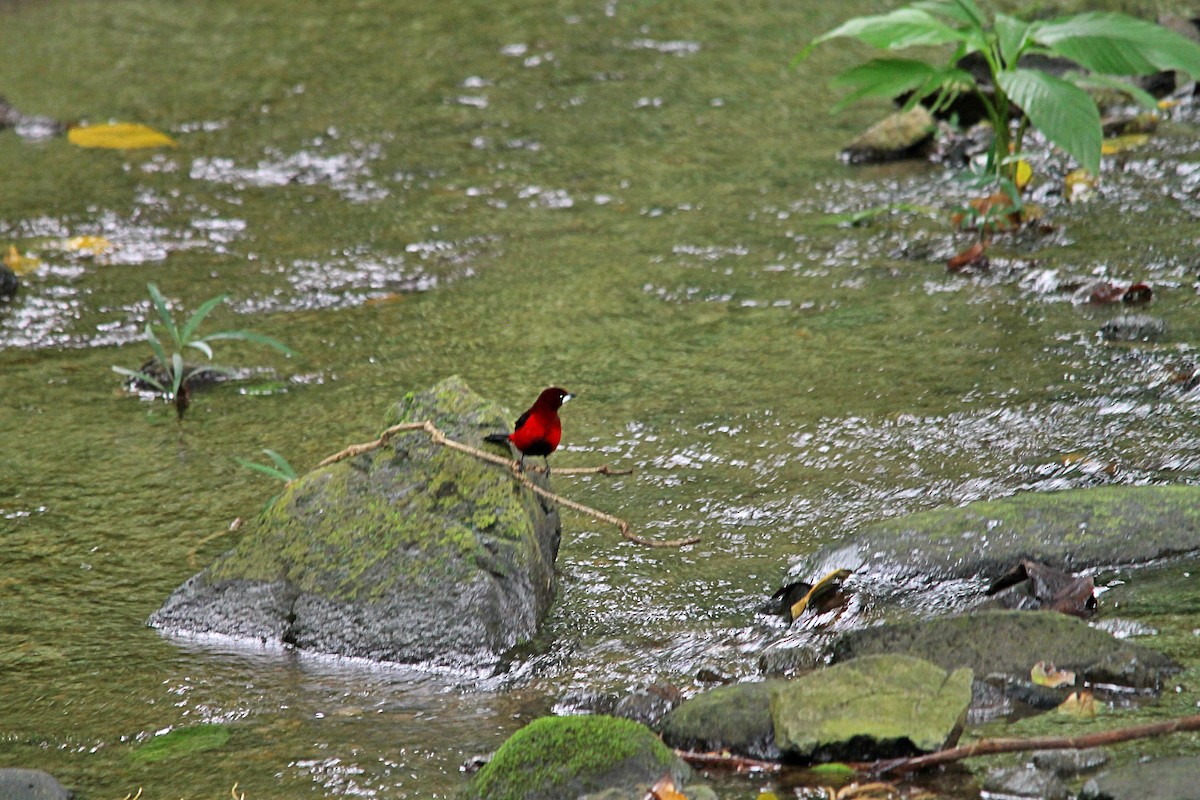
[483,433,511,445]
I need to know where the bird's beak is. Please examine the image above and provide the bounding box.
[563,392,575,403]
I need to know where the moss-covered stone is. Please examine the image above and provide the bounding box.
[770,654,972,761]
[462,715,684,800]
[830,610,1179,692]
[149,376,561,669]
[660,680,785,761]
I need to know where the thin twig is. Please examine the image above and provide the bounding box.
[675,749,781,773]
[316,420,697,548]
[874,712,1200,776]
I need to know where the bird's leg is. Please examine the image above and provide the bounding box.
[543,456,551,477]
[517,454,527,473]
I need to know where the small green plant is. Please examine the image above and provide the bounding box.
[113,282,294,419]
[236,448,298,511]
[801,0,1200,180]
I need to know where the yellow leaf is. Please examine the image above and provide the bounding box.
[1102,134,1150,155]
[648,773,687,800]
[1064,169,1098,204]
[790,568,852,621]
[63,236,114,257]
[3,245,42,275]
[1014,159,1032,191]
[1057,690,1096,717]
[1031,661,1075,688]
[68,122,176,150]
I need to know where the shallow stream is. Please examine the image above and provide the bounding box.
[3,0,1200,797]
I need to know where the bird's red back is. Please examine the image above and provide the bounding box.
[508,387,570,457]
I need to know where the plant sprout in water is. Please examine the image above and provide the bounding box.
[113,282,295,419]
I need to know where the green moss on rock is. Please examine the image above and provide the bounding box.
[149,376,561,668]
[464,715,681,800]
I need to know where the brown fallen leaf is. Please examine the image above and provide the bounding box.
[1057,691,1097,717]
[947,240,988,272]
[645,772,687,800]
[985,560,1097,617]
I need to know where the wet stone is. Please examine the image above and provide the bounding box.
[1032,747,1109,776]
[1100,314,1166,341]
[983,765,1070,800]
[660,680,782,761]
[1080,755,1200,800]
[0,769,71,800]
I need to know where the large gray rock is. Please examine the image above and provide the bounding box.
[1081,755,1200,800]
[0,769,71,800]
[770,654,972,761]
[149,376,561,670]
[791,486,1200,617]
[660,680,784,761]
[829,610,1179,694]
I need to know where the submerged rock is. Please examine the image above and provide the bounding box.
[149,376,561,670]
[462,715,687,800]
[1100,314,1166,342]
[770,654,972,761]
[839,106,936,164]
[983,765,1070,800]
[829,611,1179,702]
[660,680,784,761]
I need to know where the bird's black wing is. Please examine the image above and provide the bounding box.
[512,409,532,432]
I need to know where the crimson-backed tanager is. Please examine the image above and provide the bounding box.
[485,386,573,472]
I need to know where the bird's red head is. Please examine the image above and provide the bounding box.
[535,387,573,410]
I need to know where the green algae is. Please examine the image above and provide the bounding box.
[463,715,678,800]
[129,724,231,764]
[206,376,540,603]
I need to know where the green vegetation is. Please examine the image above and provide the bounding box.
[464,715,677,800]
[802,0,1200,180]
[128,724,231,763]
[112,282,294,419]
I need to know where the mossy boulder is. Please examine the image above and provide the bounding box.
[770,654,972,761]
[462,715,686,800]
[149,376,561,669]
[791,486,1200,618]
[830,610,1179,695]
[660,680,784,761]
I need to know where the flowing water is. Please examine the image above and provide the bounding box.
[3,0,1200,797]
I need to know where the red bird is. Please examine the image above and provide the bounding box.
[485,387,573,472]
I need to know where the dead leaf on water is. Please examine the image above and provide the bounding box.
[1057,690,1096,717]
[68,122,176,150]
[63,235,114,257]
[3,245,42,275]
[1101,134,1150,155]
[1064,169,1099,203]
[1031,660,1076,688]
[645,772,686,800]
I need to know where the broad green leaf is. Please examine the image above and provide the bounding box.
[179,293,227,345]
[112,366,166,394]
[1034,12,1200,77]
[203,329,296,356]
[830,58,946,108]
[68,122,176,150]
[806,8,968,54]
[146,283,181,346]
[1074,73,1159,110]
[998,68,1101,173]
[995,13,1032,66]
